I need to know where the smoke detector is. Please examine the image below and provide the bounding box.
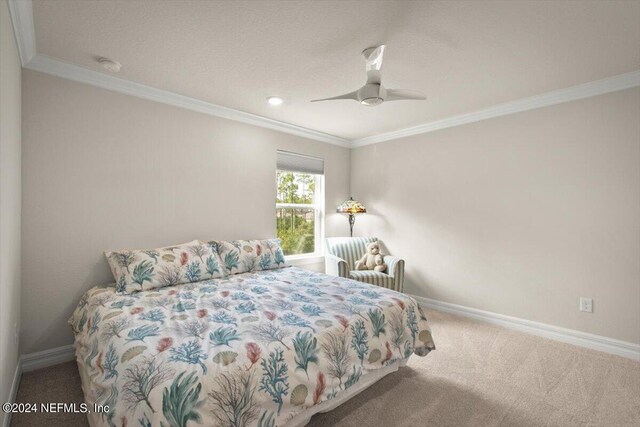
[97,57,122,73]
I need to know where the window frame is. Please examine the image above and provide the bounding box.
[275,171,324,260]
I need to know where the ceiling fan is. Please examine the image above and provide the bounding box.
[311,45,426,107]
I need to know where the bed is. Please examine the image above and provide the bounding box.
[69,266,435,426]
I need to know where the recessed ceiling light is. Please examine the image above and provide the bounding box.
[267,96,283,106]
[97,57,122,73]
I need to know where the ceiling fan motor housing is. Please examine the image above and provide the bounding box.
[359,84,386,106]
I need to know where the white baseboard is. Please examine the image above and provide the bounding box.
[3,360,22,427]
[410,295,640,361]
[20,344,75,373]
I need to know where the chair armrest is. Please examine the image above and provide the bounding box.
[383,255,405,292]
[325,254,349,278]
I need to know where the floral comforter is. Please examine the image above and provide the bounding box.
[69,267,435,427]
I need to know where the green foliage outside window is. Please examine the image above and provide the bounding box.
[276,171,315,204]
[276,171,318,256]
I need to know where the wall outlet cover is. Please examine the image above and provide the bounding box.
[579,297,593,313]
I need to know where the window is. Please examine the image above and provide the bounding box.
[276,151,324,257]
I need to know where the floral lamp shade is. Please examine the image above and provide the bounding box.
[336,197,367,214]
[337,197,366,237]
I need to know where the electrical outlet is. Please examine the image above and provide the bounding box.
[579,297,593,313]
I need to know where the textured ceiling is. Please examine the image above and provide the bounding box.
[32,0,640,140]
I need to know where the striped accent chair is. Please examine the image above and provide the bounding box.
[325,237,405,292]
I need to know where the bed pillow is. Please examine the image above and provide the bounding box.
[105,240,225,294]
[213,238,287,275]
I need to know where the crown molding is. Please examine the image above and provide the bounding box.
[24,54,352,147]
[9,0,640,149]
[23,55,640,150]
[351,70,640,147]
[7,0,35,65]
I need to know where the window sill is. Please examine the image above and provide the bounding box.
[285,254,325,266]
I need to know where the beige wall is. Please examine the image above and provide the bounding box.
[0,0,22,420]
[19,63,640,353]
[21,70,350,354]
[351,88,640,344]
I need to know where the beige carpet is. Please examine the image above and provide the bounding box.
[11,309,640,427]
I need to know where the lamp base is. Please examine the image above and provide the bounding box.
[348,213,356,237]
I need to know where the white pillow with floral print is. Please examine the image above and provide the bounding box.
[105,240,225,294]
[212,239,287,275]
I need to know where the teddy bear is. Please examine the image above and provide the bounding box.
[374,253,387,272]
[355,241,387,272]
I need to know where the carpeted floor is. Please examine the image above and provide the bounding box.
[11,309,640,427]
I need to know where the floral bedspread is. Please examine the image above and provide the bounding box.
[69,267,435,427]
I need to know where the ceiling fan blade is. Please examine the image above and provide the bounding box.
[310,91,360,102]
[385,89,426,101]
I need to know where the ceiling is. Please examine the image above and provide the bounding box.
[30,0,640,141]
